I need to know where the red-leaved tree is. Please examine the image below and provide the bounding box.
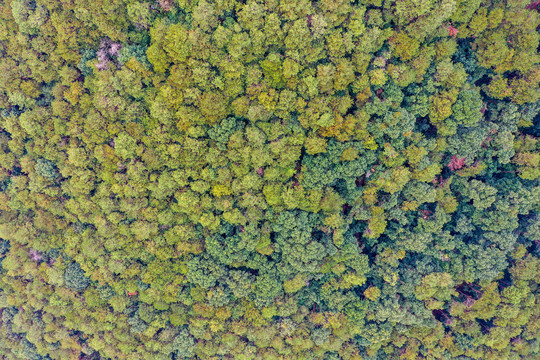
[448,156,466,171]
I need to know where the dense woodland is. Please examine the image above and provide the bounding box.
[0,0,539,359]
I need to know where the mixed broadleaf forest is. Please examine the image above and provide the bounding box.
[0,0,539,359]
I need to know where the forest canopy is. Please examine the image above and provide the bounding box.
[0,0,539,359]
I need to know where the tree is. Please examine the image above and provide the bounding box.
[35,158,59,181]
[64,262,90,291]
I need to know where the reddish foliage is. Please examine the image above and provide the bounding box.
[109,43,122,57]
[126,291,138,296]
[432,175,449,187]
[307,14,313,28]
[355,176,366,187]
[432,309,453,325]
[29,249,42,262]
[526,0,540,12]
[448,25,459,37]
[354,232,364,249]
[463,297,475,307]
[511,336,522,345]
[158,0,174,11]
[448,156,466,171]
[419,209,432,220]
[480,105,487,114]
